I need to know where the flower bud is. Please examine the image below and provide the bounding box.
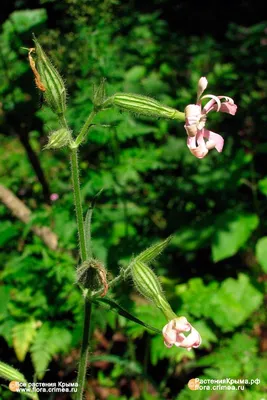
[163,317,202,351]
[111,93,184,121]
[32,37,67,116]
[77,259,108,296]
[197,77,208,100]
[93,78,106,110]
[44,128,71,149]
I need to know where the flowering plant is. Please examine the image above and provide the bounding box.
[0,39,237,400]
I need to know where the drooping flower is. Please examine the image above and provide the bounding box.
[162,317,201,351]
[184,77,237,158]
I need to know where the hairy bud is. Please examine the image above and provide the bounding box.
[93,78,106,110]
[44,128,71,149]
[111,93,184,120]
[31,37,67,116]
[77,259,108,297]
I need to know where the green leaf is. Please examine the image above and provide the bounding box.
[258,177,267,195]
[193,320,218,349]
[125,66,146,82]
[0,221,17,246]
[256,236,267,272]
[150,335,195,366]
[31,323,71,379]
[207,274,263,331]
[9,9,47,33]
[89,355,143,375]
[0,286,11,319]
[212,212,259,262]
[94,297,162,334]
[126,304,166,338]
[178,275,263,332]
[12,319,38,362]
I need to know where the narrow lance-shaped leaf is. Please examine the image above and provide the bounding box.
[93,297,162,334]
[84,189,103,258]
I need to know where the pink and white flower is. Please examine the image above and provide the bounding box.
[162,316,201,351]
[184,77,237,159]
[50,193,59,201]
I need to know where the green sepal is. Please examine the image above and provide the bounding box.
[134,236,173,264]
[93,78,107,110]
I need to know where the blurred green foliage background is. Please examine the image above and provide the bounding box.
[0,0,267,399]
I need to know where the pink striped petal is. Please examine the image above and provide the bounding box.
[219,102,237,115]
[203,129,224,152]
[175,326,202,351]
[174,317,191,332]
[162,318,202,351]
[187,133,209,159]
[203,97,237,115]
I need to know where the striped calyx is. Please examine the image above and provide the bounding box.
[33,38,67,116]
[112,93,184,121]
[0,360,26,382]
[131,261,164,305]
[45,128,71,149]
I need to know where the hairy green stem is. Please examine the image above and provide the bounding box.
[76,297,92,399]
[75,110,97,147]
[70,147,92,398]
[71,149,87,261]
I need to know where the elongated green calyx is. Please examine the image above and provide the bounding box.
[0,360,26,382]
[32,37,67,116]
[44,128,71,149]
[131,261,176,320]
[110,93,185,121]
[131,260,163,303]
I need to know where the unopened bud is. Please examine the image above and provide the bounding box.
[77,259,108,296]
[111,93,184,121]
[197,77,208,100]
[93,78,106,110]
[45,128,71,149]
[31,37,67,116]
